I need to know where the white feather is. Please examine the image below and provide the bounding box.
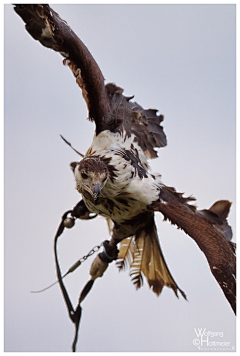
[74,129,163,222]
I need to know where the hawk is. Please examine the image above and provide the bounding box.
[14,3,236,350]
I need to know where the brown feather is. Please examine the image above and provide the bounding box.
[105,83,167,159]
[116,218,186,298]
[136,219,186,298]
[14,6,168,154]
[149,186,236,313]
[14,4,111,134]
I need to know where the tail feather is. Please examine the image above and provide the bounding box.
[117,236,134,271]
[117,218,186,299]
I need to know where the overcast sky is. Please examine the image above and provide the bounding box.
[4,3,236,352]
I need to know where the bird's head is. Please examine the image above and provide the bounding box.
[71,157,109,204]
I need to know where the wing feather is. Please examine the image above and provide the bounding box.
[14,6,167,156]
[150,186,236,313]
[14,4,110,133]
[105,83,167,159]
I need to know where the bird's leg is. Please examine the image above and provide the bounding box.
[89,240,119,280]
[88,222,119,281]
[71,199,97,220]
[99,240,119,262]
[108,225,124,248]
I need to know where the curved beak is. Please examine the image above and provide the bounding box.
[92,183,101,203]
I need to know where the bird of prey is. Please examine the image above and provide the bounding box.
[13,3,236,351]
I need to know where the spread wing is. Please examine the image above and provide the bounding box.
[14,4,110,134]
[150,186,236,314]
[14,4,167,159]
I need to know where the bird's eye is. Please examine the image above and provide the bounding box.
[81,172,88,179]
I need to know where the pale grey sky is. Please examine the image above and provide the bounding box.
[4,4,236,352]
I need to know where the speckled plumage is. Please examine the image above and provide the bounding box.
[14,4,235,312]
